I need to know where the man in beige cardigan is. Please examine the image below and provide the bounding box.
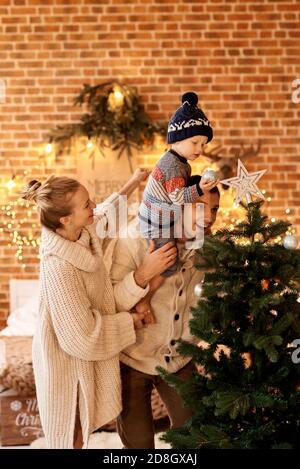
[110,182,220,449]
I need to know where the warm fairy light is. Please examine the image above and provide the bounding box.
[271,218,276,223]
[1,170,42,265]
[44,143,53,154]
[86,140,94,149]
[285,209,290,214]
[6,178,16,191]
[267,197,272,202]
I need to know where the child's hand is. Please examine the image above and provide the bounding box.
[132,168,150,183]
[200,178,220,193]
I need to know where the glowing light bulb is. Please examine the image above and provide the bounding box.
[86,140,93,149]
[285,209,290,214]
[44,143,53,154]
[108,86,125,110]
[114,89,123,103]
[6,179,16,191]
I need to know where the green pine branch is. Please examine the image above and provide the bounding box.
[159,201,300,449]
[47,81,167,168]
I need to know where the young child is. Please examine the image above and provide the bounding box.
[136,91,219,324]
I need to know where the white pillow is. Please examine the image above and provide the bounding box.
[0,295,38,336]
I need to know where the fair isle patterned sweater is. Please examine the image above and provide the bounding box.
[139,149,203,236]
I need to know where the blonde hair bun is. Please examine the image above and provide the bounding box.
[21,180,42,202]
[20,175,81,231]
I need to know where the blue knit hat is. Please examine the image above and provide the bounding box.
[167,92,213,144]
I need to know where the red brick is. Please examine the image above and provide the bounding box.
[0,0,299,319]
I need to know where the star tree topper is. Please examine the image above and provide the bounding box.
[220,159,267,205]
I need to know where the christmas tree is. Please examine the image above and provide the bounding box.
[159,200,300,449]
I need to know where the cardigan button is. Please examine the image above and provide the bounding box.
[170,339,176,346]
[182,268,186,273]
[174,314,180,321]
[165,356,171,363]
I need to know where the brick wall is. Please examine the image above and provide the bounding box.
[0,0,300,326]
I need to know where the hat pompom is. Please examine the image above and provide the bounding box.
[181,92,198,107]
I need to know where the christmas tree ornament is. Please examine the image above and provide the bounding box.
[220,159,267,205]
[261,279,270,290]
[283,234,298,250]
[202,169,218,183]
[241,352,252,369]
[194,283,203,297]
[158,201,300,449]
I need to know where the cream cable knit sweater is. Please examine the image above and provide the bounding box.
[33,207,136,449]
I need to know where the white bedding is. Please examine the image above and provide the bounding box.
[0,295,38,337]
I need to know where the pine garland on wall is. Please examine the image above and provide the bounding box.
[48,81,167,173]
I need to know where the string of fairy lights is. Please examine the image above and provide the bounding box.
[0,155,297,270]
[0,168,41,269]
[0,86,298,269]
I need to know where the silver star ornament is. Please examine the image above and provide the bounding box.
[220,159,267,206]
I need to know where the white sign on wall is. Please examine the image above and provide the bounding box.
[76,138,139,204]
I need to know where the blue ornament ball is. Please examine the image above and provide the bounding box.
[283,235,298,250]
[202,169,218,183]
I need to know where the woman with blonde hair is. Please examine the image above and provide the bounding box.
[21,170,176,449]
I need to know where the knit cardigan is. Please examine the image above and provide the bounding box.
[32,206,136,448]
[110,220,204,375]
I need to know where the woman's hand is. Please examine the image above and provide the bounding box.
[134,241,177,288]
[132,168,150,184]
[118,168,150,197]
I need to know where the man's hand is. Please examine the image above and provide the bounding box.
[131,310,146,329]
[135,298,156,325]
